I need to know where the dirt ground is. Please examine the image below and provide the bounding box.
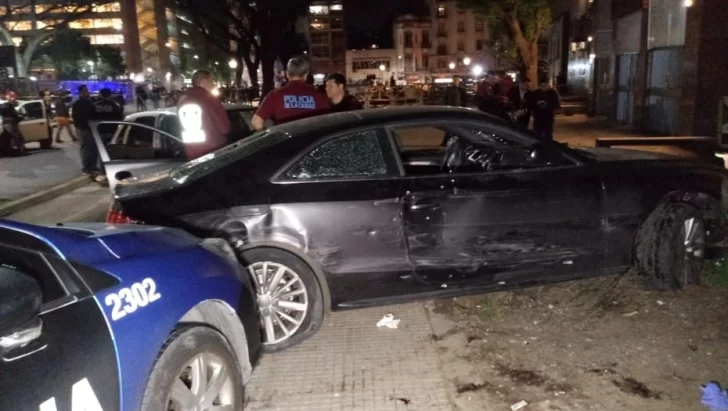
[425,269,728,411]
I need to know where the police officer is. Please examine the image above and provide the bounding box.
[252,56,330,130]
[93,88,124,142]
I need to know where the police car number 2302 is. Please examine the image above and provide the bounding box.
[104,278,161,321]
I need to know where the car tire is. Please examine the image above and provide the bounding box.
[140,326,244,411]
[635,203,706,290]
[239,247,324,353]
[39,137,52,149]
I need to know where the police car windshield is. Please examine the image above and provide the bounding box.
[170,129,288,183]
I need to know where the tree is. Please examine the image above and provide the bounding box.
[93,45,125,79]
[176,0,309,95]
[0,0,114,77]
[33,30,91,79]
[458,0,551,83]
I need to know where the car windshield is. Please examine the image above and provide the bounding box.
[169,129,289,183]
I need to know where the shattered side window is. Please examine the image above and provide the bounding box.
[285,129,390,180]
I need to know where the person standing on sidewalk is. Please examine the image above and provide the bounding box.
[442,76,468,107]
[325,73,363,113]
[53,91,77,143]
[177,69,231,160]
[529,78,561,141]
[252,56,330,130]
[72,85,102,179]
[506,77,533,129]
[0,90,27,156]
[93,88,124,141]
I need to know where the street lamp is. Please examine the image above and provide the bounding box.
[463,57,471,66]
[379,64,386,83]
[472,65,483,77]
[193,54,199,60]
[229,58,238,69]
[448,62,456,70]
[146,67,153,73]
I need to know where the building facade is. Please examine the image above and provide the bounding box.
[426,0,495,78]
[392,14,431,83]
[0,0,211,82]
[345,48,397,84]
[307,0,346,76]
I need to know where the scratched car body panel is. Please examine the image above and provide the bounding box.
[106,106,728,315]
[0,219,261,411]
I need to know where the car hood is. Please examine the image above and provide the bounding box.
[576,147,680,162]
[0,219,200,266]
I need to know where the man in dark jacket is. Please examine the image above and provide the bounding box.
[0,90,26,156]
[529,78,561,140]
[93,88,124,142]
[506,77,533,128]
[325,73,363,113]
[72,85,102,178]
[443,76,468,107]
[177,69,231,160]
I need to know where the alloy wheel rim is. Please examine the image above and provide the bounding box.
[682,217,706,285]
[248,261,309,345]
[167,352,235,411]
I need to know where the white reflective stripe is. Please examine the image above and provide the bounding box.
[39,378,103,411]
[178,103,206,143]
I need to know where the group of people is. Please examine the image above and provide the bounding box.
[446,75,562,140]
[183,57,363,159]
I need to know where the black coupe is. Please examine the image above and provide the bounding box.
[100,106,728,352]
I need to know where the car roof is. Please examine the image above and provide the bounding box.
[124,103,255,121]
[271,106,509,137]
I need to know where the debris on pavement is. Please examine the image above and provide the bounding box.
[701,382,728,411]
[376,314,400,329]
[510,400,528,410]
[656,300,665,306]
[623,311,639,317]
[389,396,412,406]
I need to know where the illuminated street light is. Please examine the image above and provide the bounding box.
[146,67,153,73]
[683,0,693,6]
[193,55,199,60]
[448,62,456,70]
[229,58,238,69]
[587,36,593,42]
[165,72,172,80]
[87,61,94,67]
[379,64,386,71]
[472,65,483,77]
[29,76,38,81]
[463,57,471,66]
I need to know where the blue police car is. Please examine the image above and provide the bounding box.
[0,219,261,411]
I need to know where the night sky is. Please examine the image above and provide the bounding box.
[344,0,426,49]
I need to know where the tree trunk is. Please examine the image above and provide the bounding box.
[526,51,538,86]
[260,54,275,96]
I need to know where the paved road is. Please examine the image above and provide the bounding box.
[8,182,110,224]
[0,139,81,201]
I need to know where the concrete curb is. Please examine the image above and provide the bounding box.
[0,175,90,217]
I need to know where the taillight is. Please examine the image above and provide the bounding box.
[106,201,143,224]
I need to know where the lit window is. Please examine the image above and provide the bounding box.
[36,20,61,29]
[88,34,124,45]
[11,37,22,47]
[93,3,121,12]
[437,4,446,17]
[309,5,329,15]
[330,3,342,11]
[7,21,32,31]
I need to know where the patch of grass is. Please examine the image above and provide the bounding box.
[702,258,728,288]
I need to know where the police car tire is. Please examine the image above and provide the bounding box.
[140,325,244,411]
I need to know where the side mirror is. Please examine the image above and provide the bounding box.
[0,267,42,352]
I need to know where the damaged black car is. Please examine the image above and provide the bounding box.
[98,106,728,352]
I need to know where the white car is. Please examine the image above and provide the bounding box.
[1,99,54,149]
[92,104,256,189]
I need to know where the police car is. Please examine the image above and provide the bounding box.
[0,219,261,410]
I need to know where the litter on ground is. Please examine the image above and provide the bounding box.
[376,314,400,329]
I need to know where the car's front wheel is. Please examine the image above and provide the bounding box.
[636,202,707,290]
[141,326,244,411]
[240,247,324,352]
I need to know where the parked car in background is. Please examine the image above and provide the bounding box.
[0,99,53,152]
[100,106,728,352]
[92,104,256,189]
[0,218,261,411]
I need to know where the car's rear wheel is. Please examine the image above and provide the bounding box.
[141,326,243,411]
[635,203,707,290]
[240,247,324,352]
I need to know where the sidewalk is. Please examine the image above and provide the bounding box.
[0,140,83,202]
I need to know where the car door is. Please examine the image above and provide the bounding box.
[271,127,425,308]
[17,101,48,143]
[226,108,255,144]
[0,230,120,410]
[393,121,606,290]
[92,116,187,190]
